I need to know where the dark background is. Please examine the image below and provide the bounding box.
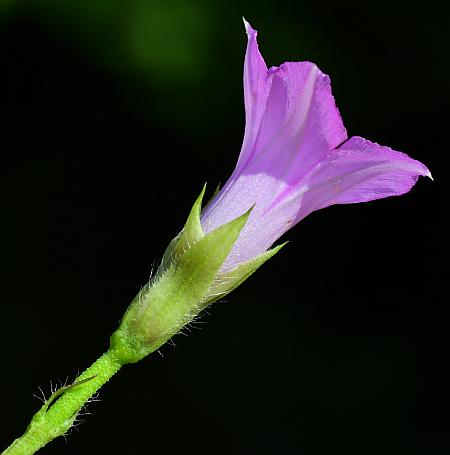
[0,0,447,453]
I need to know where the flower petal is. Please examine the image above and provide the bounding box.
[204,137,430,270]
[244,62,348,185]
[237,19,271,171]
[293,136,431,220]
[238,22,347,180]
[201,162,295,266]
[202,22,348,236]
[201,23,430,270]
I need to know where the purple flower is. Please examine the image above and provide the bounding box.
[201,20,431,270]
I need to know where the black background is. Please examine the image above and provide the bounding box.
[0,1,447,453]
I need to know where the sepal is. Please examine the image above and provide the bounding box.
[110,199,252,363]
[160,185,206,271]
[200,242,287,307]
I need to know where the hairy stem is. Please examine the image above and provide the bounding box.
[1,349,123,455]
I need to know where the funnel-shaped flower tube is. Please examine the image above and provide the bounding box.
[201,20,431,270]
[111,20,430,364]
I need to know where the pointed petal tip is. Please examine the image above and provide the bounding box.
[410,157,431,180]
[410,161,432,181]
[242,17,256,36]
[347,136,431,179]
[409,159,431,181]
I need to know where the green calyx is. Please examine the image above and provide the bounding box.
[110,185,285,364]
[159,184,206,271]
[200,241,287,307]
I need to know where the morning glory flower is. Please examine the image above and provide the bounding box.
[114,19,432,360]
[3,20,432,455]
[201,20,431,270]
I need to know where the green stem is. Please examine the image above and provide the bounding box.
[2,348,124,455]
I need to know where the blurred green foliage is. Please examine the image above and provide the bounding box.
[1,0,222,130]
[0,0,15,18]
[26,0,213,81]
[0,0,329,133]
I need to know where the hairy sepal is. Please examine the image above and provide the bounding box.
[159,185,206,271]
[111,205,251,363]
[200,242,287,307]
